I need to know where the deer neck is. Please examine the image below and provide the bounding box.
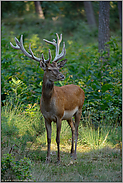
[42,73,54,101]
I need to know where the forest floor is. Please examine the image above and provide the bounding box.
[31,144,122,182]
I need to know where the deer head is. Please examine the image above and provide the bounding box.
[10,33,67,82]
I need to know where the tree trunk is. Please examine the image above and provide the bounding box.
[118,1,122,30]
[84,1,96,28]
[34,1,45,19]
[98,1,110,58]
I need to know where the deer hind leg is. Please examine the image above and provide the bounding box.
[67,119,75,155]
[45,120,52,163]
[56,119,61,163]
[74,109,82,160]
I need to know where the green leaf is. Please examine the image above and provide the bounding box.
[101,84,113,92]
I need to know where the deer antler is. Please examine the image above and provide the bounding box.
[10,35,52,64]
[10,33,66,68]
[43,33,66,63]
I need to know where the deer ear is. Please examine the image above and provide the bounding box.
[40,61,46,71]
[57,59,67,68]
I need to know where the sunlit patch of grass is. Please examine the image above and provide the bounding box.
[31,146,121,182]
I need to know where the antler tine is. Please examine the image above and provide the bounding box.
[47,49,52,63]
[53,42,66,62]
[10,37,20,50]
[41,49,52,64]
[55,33,62,57]
[43,33,66,63]
[43,38,56,46]
[41,53,45,62]
[10,35,41,62]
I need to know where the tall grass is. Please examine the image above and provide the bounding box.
[1,100,45,156]
[2,99,121,158]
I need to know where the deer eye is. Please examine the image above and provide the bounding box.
[48,68,52,71]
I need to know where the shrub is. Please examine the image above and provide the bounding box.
[1,153,32,181]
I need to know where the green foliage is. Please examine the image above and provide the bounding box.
[86,39,120,124]
[2,1,120,30]
[59,1,85,19]
[2,2,25,17]
[2,1,120,32]
[1,1,34,18]
[63,36,121,126]
[1,32,44,106]
[1,23,122,126]
[110,2,120,31]
[1,153,32,181]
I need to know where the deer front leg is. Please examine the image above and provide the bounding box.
[45,120,52,163]
[67,119,75,155]
[56,119,61,163]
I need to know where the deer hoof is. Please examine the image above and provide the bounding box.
[73,154,77,160]
[45,157,50,164]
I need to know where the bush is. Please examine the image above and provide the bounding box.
[67,36,121,126]
[1,32,44,106]
[1,153,32,181]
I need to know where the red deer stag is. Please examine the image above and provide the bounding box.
[10,33,85,163]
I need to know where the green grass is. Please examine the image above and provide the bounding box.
[1,103,122,181]
[31,147,122,182]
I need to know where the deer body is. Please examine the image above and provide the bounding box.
[10,33,85,163]
[41,83,84,121]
